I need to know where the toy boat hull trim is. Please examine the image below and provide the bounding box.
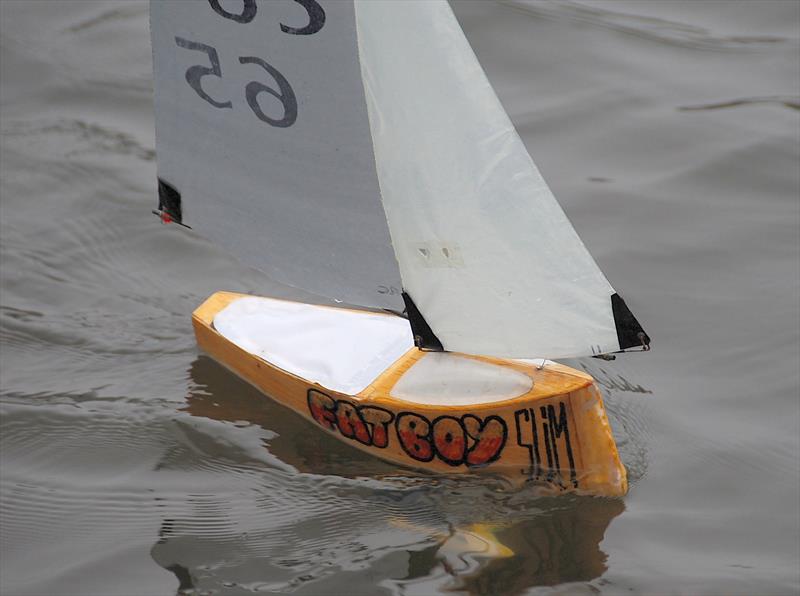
[193,292,627,496]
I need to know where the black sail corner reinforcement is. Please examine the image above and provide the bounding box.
[402,291,444,351]
[153,178,191,228]
[611,293,651,351]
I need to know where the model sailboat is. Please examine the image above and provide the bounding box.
[150,0,649,496]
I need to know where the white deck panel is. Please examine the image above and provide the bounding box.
[213,296,548,404]
[213,296,413,395]
[390,353,533,405]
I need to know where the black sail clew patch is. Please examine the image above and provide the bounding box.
[402,291,444,351]
[611,293,650,350]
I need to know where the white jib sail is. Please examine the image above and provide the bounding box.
[150,1,403,310]
[355,1,629,359]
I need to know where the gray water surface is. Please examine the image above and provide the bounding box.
[1,1,799,595]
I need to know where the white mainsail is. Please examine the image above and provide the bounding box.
[150,0,648,359]
[150,0,403,310]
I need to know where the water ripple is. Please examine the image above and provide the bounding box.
[678,96,800,112]
[498,0,798,52]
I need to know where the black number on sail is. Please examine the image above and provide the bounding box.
[238,57,298,127]
[175,37,232,109]
[207,0,257,24]
[281,0,326,35]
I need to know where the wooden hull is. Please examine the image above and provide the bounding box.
[193,292,627,496]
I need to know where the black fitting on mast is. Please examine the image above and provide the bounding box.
[402,291,444,351]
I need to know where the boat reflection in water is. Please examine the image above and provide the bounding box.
[149,357,625,594]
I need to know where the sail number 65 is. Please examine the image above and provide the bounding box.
[175,36,297,128]
[172,0,325,127]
